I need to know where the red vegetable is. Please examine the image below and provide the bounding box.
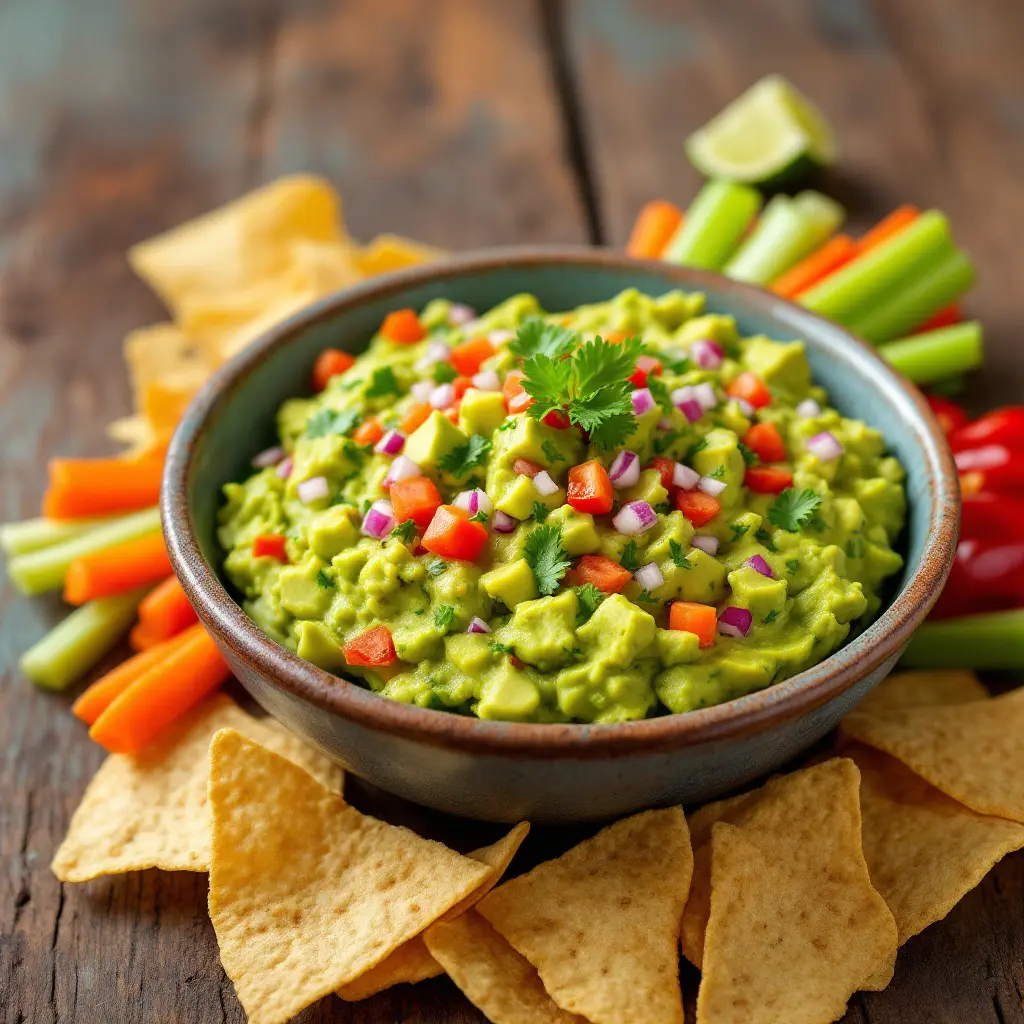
[566,460,613,515]
[742,422,786,463]
[625,200,684,260]
[669,602,717,648]
[344,625,397,667]
[961,494,1024,543]
[380,309,426,344]
[390,476,442,530]
[744,466,794,494]
[570,554,632,594]
[649,456,677,495]
[629,355,663,388]
[252,534,288,561]
[312,348,355,392]
[956,447,1024,494]
[929,539,1024,620]
[421,504,489,562]
[725,372,772,409]
[914,303,962,334]
[513,457,542,479]
[449,337,496,377]
[676,490,721,527]
[353,417,385,446]
[950,407,1024,453]
[925,394,970,436]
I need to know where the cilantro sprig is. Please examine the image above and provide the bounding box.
[306,408,359,439]
[507,317,578,361]
[434,605,455,632]
[574,583,606,624]
[767,488,823,532]
[437,434,492,478]
[668,539,694,569]
[391,520,417,543]
[364,366,401,399]
[523,524,571,596]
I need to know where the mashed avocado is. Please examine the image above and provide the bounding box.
[219,289,906,723]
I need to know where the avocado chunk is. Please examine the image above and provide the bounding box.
[476,661,540,720]
[620,467,669,509]
[277,557,333,619]
[445,632,493,675]
[545,505,601,556]
[655,627,701,667]
[741,336,811,395]
[404,410,468,470]
[576,594,656,668]
[726,565,789,623]
[308,505,359,561]
[458,389,508,437]
[490,412,583,469]
[296,620,346,671]
[480,558,538,608]
[505,590,577,668]
[492,472,546,519]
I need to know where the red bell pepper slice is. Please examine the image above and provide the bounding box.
[956,446,1024,494]
[961,494,1024,544]
[950,407,1024,453]
[929,539,1024,620]
[925,393,970,437]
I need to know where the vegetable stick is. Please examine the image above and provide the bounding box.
[662,181,762,270]
[72,624,203,725]
[129,623,164,651]
[0,516,108,557]
[42,456,164,519]
[878,321,982,383]
[7,506,162,596]
[89,627,230,753]
[19,588,148,691]
[902,609,1024,670]
[137,576,198,642]
[625,200,684,259]
[63,531,172,605]
[770,234,857,298]
[913,303,962,333]
[856,204,919,252]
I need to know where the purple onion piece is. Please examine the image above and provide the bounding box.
[746,554,773,578]
[612,500,657,535]
[795,398,822,418]
[806,430,843,462]
[454,488,493,516]
[691,534,719,556]
[275,456,294,480]
[634,561,664,591]
[690,338,724,370]
[679,399,703,424]
[608,450,640,489]
[252,445,286,469]
[374,429,405,456]
[361,499,396,539]
[631,387,656,417]
[297,475,330,505]
[735,397,756,418]
[717,606,753,638]
[673,462,700,490]
[698,476,728,497]
[658,416,674,431]
[447,303,477,327]
[467,615,492,634]
[693,382,718,411]
[533,470,559,497]
[415,341,452,373]
[492,510,519,533]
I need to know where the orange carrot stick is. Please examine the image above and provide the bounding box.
[43,457,164,519]
[137,576,197,642]
[857,205,919,252]
[129,623,164,651]
[89,628,230,753]
[770,234,858,298]
[625,200,685,259]
[63,532,171,605]
[72,624,203,726]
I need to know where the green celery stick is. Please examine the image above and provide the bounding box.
[662,180,762,269]
[849,250,976,344]
[724,190,844,285]
[800,210,953,324]
[7,506,162,596]
[0,516,108,557]
[878,321,982,383]
[901,610,1024,670]
[20,588,148,690]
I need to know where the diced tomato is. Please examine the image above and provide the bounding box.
[449,337,496,377]
[572,554,632,594]
[676,489,721,527]
[252,533,288,562]
[353,417,385,446]
[390,476,442,530]
[543,409,571,429]
[344,625,397,667]
[925,393,970,437]
[726,372,772,409]
[400,403,432,434]
[312,348,355,392]
[669,602,717,648]
[451,376,473,403]
[502,368,567,423]
[513,458,542,479]
[629,355,663,388]
[508,391,534,415]
[649,456,677,494]
[567,459,613,515]
[742,422,786,463]
[380,308,426,344]
[444,405,461,424]
[744,466,794,494]
[950,408,1024,453]
[503,370,526,402]
[421,504,489,562]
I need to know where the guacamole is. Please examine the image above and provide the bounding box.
[218,289,906,723]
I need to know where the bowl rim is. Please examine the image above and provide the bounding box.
[163,245,959,759]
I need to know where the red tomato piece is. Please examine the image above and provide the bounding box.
[744,466,794,494]
[567,459,613,515]
[449,337,496,377]
[742,422,787,463]
[676,489,721,527]
[649,456,677,493]
[669,602,717,648]
[451,375,473,402]
[513,457,542,479]
[312,348,355,392]
[344,625,397,667]
[252,534,288,562]
[542,409,571,429]
[380,308,426,344]
[572,554,632,594]
[421,504,489,562]
[353,417,384,446]
[390,476,442,530]
[726,372,772,409]
[629,355,663,388]
[400,403,432,434]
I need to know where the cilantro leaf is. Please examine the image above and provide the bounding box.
[541,439,563,464]
[685,437,708,461]
[364,366,401,399]
[668,539,694,569]
[523,524,570,596]
[662,354,691,374]
[708,464,726,479]
[508,317,578,361]
[316,569,335,589]
[653,428,680,455]
[636,589,659,604]
[574,583,606,624]
[469,509,489,523]
[762,609,779,625]
[785,558,800,575]
[532,501,550,523]
[489,640,515,655]
[432,361,457,384]
[497,418,516,433]
[391,519,417,542]
[619,539,639,572]
[730,523,750,541]
[574,335,644,396]
[306,408,359,439]
[434,605,455,631]
[426,559,448,577]
[570,391,637,450]
[845,537,864,559]
[755,526,778,551]
[437,434,492,478]
[767,488,824,532]
[737,442,758,466]
[647,374,674,413]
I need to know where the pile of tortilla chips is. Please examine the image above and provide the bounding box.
[51,668,1024,1024]
[110,174,444,454]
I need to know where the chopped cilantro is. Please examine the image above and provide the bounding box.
[507,317,579,361]
[685,437,709,461]
[653,429,680,455]
[786,558,800,575]
[761,609,779,625]
[342,439,367,465]
[360,498,373,515]
[730,523,750,541]
[737,442,758,466]
[767,488,823,532]
[845,538,865,559]
[647,374,674,413]
[619,539,639,572]
[754,526,778,551]
[391,519,417,542]
[432,361,458,384]
[414,608,425,616]
[523,524,571,596]
[489,640,515,655]
[469,509,489,523]
[497,417,517,433]
[708,464,726,479]
[434,605,455,631]
[805,514,830,534]
[364,366,401,399]
[426,559,448,577]
[662,354,691,374]
[669,539,694,569]
[654,501,673,515]
[574,583,606,624]
[541,439,563,464]
[636,590,659,604]
[437,434,492,478]
[315,569,335,589]
[305,407,359,439]
[532,501,550,523]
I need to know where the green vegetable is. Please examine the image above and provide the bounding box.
[685,438,709,461]
[316,568,335,589]
[391,520,417,543]
[761,609,779,625]
[878,321,983,384]
[437,434,492,478]
[574,583,606,624]
[306,408,359,439]
[364,366,401,398]
[785,558,800,575]
[902,610,1024,670]
[0,516,109,558]
[662,180,763,269]
[532,501,550,523]
[426,559,448,577]
[737,442,758,467]
[755,526,777,551]
[730,523,751,541]
[469,510,489,523]
[432,362,458,384]
[541,439,564,464]
[619,539,639,572]
[508,318,578,361]
[523,525,570,597]
[434,605,455,632]
[489,640,515,655]
[767,489,822,532]
[669,539,694,569]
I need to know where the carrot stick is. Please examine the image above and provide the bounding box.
[857,204,919,252]
[129,623,164,651]
[89,628,230,753]
[137,576,198,642]
[625,200,684,259]
[770,234,858,298]
[913,302,962,333]
[63,531,172,605]
[72,624,203,726]
[42,456,163,519]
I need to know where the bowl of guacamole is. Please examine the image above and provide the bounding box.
[164,249,958,821]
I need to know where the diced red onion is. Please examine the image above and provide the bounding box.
[492,510,519,533]
[410,379,435,403]
[679,399,703,424]
[275,456,293,480]
[252,445,286,469]
[693,383,718,410]
[735,397,755,418]
[613,500,657,535]
[467,616,491,634]
[746,554,773,578]
[361,499,396,539]
[631,387,656,416]
[453,488,493,516]
[374,429,405,456]
[807,430,843,462]
[690,339,724,370]
[634,561,664,591]
[658,416,674,431]
[796,398,821,418]
[608,450,640,489]
[533,470,559,497]
[488,329,514,346]
[415,341,452,373]
[698,476,727,497]
[383,454,421,488]
[448,303,477,326]
[429,382,455,409]
[297,475,330,505]
[717,606,753,638]
[471,369,501,392]
[691,534,719,555]
[673,462,700,490]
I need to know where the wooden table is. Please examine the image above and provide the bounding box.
[2,1,1022,1021]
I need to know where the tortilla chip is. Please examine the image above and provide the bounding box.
[697,821,896,1024]
[124,323,212,396]
[212,286,321,362]
[354,232,445,276]
[840,686,1024,822]
[285,239,363,294]
[857,669,988,714]
[478,808,691,1024]
[425,911,587,1024]
[142,382,198,435]
[849,743,1024,943]
[336,821,530,1001]
[51,694,341,881]
[207,729,490,1024]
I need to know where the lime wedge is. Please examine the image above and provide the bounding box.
[686,75,837,186]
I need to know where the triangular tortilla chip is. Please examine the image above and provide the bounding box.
[850,743,1024,943]
[478,808,691,1024]
[207,729,490,1024]
[697,821,897,1024]
[425,911,587,1024]
[857,669,988,714]
[336,822,530,1001]
[285,239,363,294]
[51,694,341,881]
[840,686,1024,822]
[354,233,445,276]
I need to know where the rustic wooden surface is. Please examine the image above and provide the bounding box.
[1,1,1022,1021]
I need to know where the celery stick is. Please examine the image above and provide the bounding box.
[662,180,762,270]
[800,210,953,324]
[901,610,1024,670]
[20,588,148,690]
[7,506,162,596]
[724,190,844,285]
[0,516,108,557]
[849,250,976,344]
[878,321,982,383]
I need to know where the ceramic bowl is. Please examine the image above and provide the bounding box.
[163,248,958,823]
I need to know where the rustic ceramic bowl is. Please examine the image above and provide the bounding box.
[163,248,958,823]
